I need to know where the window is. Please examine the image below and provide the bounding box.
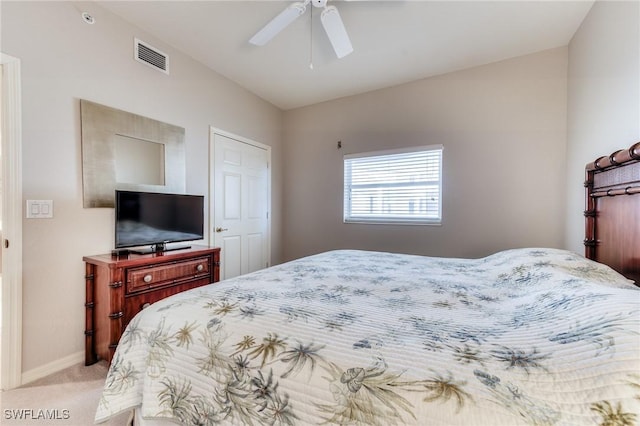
[344,145,442,224]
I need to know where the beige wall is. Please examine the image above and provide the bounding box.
[282,48,568,261]
[1,2,283,375]
[565,0,640,253]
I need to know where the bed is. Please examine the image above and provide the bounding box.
[95,143,640,426]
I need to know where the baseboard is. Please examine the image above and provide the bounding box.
[21,351,85,386]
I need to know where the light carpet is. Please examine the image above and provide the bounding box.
[1,361,132,425]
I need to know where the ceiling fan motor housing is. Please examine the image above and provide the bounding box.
[312,0,328,8]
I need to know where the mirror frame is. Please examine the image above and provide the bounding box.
[80,99,185,207]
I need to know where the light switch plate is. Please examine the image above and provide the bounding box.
[26,200,53,218]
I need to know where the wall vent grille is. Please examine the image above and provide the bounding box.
[134,38,169,74]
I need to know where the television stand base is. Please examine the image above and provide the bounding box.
[129,244,191,255]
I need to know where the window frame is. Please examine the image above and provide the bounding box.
[343,144,443,225]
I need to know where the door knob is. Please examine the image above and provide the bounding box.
[215,227,228,233]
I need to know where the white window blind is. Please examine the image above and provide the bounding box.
[344,145,442,224]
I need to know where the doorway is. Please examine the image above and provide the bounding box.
[209,128,271,280]
[1,53,23,390]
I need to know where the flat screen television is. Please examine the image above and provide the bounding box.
[115,190,204,254]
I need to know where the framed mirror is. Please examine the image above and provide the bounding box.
[80,100,185,207]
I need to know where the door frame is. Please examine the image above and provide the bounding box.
[209,127,271,277]
[1,52,23,390]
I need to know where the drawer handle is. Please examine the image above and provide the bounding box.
[143,274,153,283]
[196,264,204,272]
[142,303,151,309]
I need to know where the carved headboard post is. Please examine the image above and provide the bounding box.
[584,141,640,284]
[583,164,596,260]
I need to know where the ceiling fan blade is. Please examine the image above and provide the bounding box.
[320,5,353,58]
[249,2,307,46]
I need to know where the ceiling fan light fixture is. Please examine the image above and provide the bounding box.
[249,2,307,46]
[320,6,353,58]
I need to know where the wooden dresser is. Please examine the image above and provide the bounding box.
[83,246,220,365]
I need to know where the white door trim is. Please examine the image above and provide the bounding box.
[209,127,271,274]
[1,52,23,390]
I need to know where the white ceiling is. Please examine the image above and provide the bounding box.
[95,0,594,110]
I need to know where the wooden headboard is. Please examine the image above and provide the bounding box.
[584,141,640,285]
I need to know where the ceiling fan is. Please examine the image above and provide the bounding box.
[249,0,353,59]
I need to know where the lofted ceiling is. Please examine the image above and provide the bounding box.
[95,0,594,110]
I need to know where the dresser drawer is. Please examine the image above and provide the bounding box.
[123,280,209,326]
[126,256,211,294]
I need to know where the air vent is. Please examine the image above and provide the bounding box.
[134,38,169,74]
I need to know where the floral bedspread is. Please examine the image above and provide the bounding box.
[95,248,640,425]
